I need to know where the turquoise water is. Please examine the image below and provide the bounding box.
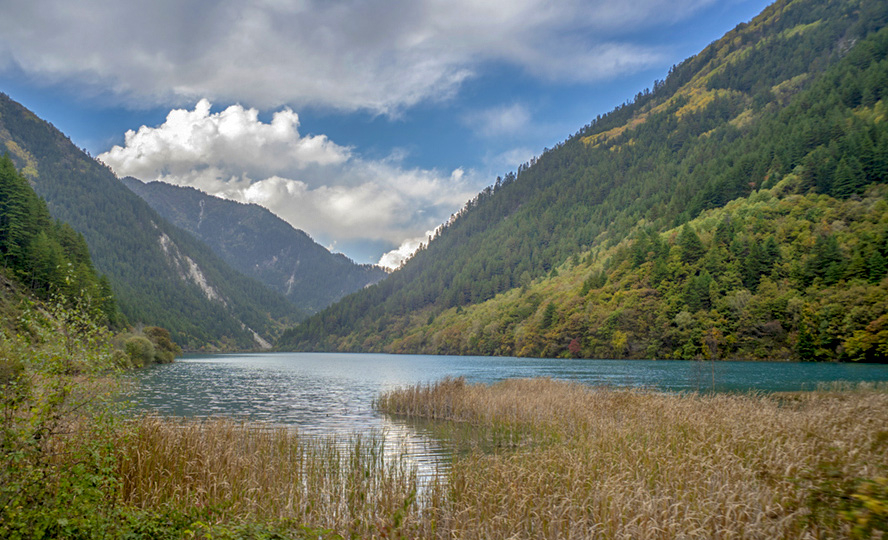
[126,353,888,480]
[128,352,888,431]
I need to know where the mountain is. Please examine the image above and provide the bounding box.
[119,177,386,314]
[0,93,302,350]
[280,0,888,361]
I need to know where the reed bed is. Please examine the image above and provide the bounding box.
[110,380,888,539]
[116,416,430,537]
[378,378,888,539]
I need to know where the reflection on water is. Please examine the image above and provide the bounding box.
[381,416,452,483]
[126,352,888,480]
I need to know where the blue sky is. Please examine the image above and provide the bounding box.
[0,0,772,266]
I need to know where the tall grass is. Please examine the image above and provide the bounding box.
[378,378,888,539]
[116,417,430,537]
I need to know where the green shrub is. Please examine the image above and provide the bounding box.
[1,299,121,539]
[143,326,180,364]
[124,335,155,368]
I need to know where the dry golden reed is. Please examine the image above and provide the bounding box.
[116,416,425,537]
[379,378,888,539]
[115,380,888,539]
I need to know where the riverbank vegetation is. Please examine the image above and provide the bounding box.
[379,185,888,361]
[1,301,409,539]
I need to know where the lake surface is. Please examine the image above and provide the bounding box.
[128,352,888,431]
[126,353,888,481]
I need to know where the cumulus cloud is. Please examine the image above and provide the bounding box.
[101,99,349,180]
[99,101,481,261]
[377,228,440,270]
[0,0,717,113]
[488,147,539,172]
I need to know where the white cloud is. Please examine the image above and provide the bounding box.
[463,104,532,139]
[489,147,539,172]
[100,99,349,180]
[377,229,440,270]
[99,101,481,261]
[0,0,717,114]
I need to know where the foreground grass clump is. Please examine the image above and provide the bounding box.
[377,377,888,539]
[117,417,425,538]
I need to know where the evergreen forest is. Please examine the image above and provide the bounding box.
[0,154,117,323]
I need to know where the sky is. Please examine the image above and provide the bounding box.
[0,0,773,267]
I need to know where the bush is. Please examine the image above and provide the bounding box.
[1,299,121,539]
[143,326,181,364]
[125,335,155,367]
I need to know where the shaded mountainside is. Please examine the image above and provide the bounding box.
[120,177,386,314]
[0,93,302,350]
[280,0,888,360]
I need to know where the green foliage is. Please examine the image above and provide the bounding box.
[0,155,118,325]
[842,476,888,538]
[678,225,705,265]
[280,0,888,356]
[120,326,181,367]
[540,302,557,329]
[143,326,181,364]
[124,335,156,367]
[328,186,888,361]
[0,298,122,539]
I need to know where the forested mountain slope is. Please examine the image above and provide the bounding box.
[0,154,117,325]
[120,177,386,313]
[0,94,301,350]
[280,0,888,360]
[371,185,888,362]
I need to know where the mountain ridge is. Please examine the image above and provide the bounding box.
[119,176,387,314]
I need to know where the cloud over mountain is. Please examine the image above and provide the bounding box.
[98,100,479,266]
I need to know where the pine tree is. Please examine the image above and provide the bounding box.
[678,224,705,265]
[541,302,557,329]
[797,323,817,361]
[867,250,887,283]
[831,156,864,198]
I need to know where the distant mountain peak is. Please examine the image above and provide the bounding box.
[120,176,387,314]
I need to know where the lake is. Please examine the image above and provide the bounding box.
[126,353,888,481]
[127,352,888,431]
